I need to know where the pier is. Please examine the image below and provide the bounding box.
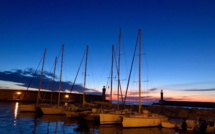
[0,89,103,104]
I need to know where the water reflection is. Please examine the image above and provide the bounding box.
[16,113,79,134]
[123,127,161,134]
[13,102,19,126]
[99,125,178,134]
[18,112,38,119]
[0,102,191,134]
[74,119,100,133]
[14,102,19,119]
[100,125,122,134]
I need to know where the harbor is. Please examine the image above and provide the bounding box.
[1,89,215,120]
[1,89,215,133]
[1,0,215,133]
[0,101,206,134]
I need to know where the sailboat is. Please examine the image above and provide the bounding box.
[99,44,124,124]
[82,45,116,122]
[19,48,47,112]
[65,45,92,118]
[40,44,66,115]
[100,28,135,125]
[122,29,168,128]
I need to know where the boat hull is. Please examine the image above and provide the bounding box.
[122,115,168,128]
[100,113,122,124]
[19,104,38,112]
[40,106,65,115]
[65,111,80,118]
[83,113,100,122]
[65,110,90,118]
[161,121,176,129]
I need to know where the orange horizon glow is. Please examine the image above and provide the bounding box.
[105,89,215,103]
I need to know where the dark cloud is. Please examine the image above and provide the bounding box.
[126,90,156,96]
[183,88,215,92]
[124,95,160,102]
[159,81,215,90]
[0,69,101,95]
[148,88,157,91]
[162,97,180,101]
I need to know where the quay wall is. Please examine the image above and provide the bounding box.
[0,89,102,104]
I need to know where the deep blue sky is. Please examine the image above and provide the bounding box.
[1,0,215,102]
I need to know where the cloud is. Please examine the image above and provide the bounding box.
[148,88,157,91]
[126,89,157,96]
[0,69,101,95]
[183,88,215,92]
[159,81,215,90]
[123,95,160,102]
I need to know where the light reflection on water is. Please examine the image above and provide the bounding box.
[0,102,190,134]
[14,102,19,119]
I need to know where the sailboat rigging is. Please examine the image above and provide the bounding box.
[83,45,88,105]
[99,29,136,125]
[40,44,66,115]
[122,29,168,128]
[110,45,114,106]
[68,50,85,97]
[122,32,139,110]
[65,45,93,118]
[58,44,64,106]
[37,49,46,104]
[19,48,46,112]
[51,57,57,104]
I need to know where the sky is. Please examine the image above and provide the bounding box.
[0,0,215,103]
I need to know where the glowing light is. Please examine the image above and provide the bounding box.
[16,92,21,95]
[65,94,69,98]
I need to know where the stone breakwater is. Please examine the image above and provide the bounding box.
[120,104,215,120]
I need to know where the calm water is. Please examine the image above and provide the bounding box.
[0,102,192,134]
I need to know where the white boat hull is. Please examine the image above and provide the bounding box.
[100,113,122,124]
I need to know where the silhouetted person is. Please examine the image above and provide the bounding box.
[182,120,187,131]
[199,120,207,133]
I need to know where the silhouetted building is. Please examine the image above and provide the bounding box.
[159,89,163,104]
[102,86,106,101]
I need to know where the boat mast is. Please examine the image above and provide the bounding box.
[117,28,121,110]
[138,29,142,114]
[58,44,64,106]
[51,56,57,104]
[37,48,46,104]
[110,45,114,106]
[83,45,88,105]
[122,32,138,109]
